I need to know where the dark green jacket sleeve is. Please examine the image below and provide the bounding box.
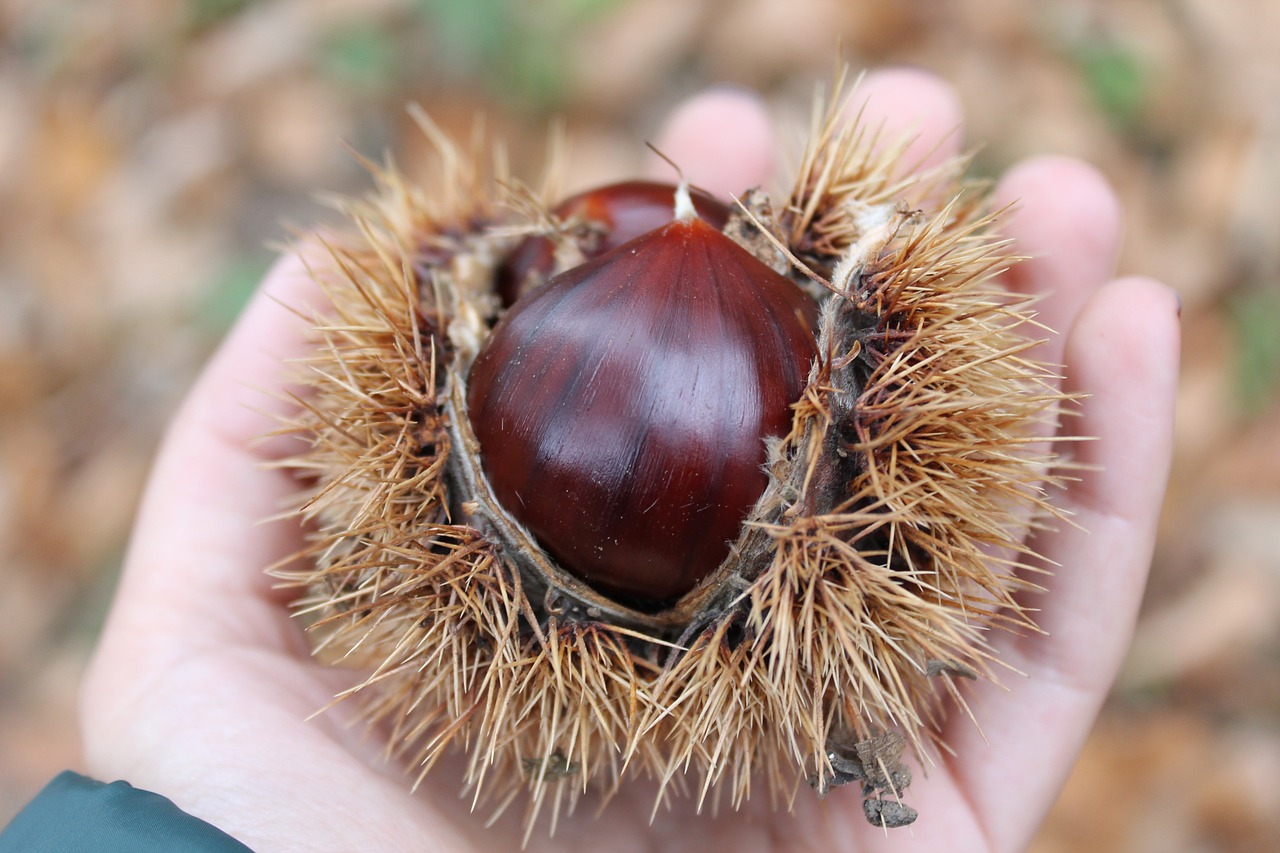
[0,772,253,852]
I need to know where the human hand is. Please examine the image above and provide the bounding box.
[79,69,1180,853]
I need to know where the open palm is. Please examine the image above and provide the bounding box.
[80,69,1179,853]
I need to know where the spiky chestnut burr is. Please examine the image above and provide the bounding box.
[278,82,1068,836]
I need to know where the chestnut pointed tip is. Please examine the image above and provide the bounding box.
[673,180,697,222]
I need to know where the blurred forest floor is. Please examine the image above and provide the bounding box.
[2,1,1278,849]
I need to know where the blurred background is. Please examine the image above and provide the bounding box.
[1,0,1277,849]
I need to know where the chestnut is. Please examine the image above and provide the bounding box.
[468,184,818,603]
[496,179,731,305]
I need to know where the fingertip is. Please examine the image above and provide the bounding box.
[1071,274,1182,412]
[996,156,1124,264]
[1063,275,1181,517]
[235,243,330,347]
[853,67,966,171]
[647,86,777,197]
[1096,274,1181,315]
[995,157,1125,366]
[181,244,328,451]
[1070,275,1181,376]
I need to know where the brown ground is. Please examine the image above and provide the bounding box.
[1,1,1277,850]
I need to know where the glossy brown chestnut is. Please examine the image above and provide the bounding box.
[468,208,818,604]
[496,180,731,306]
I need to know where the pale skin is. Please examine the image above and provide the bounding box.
[80,69,1181,853]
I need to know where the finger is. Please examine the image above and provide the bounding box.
[986,158,1124,561]
[101,251,326,656]
[943,276,1180,851]
[995,156,1124,372]
[646,86,778,196]
[852,67,966,174]
[192,250,331,462]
